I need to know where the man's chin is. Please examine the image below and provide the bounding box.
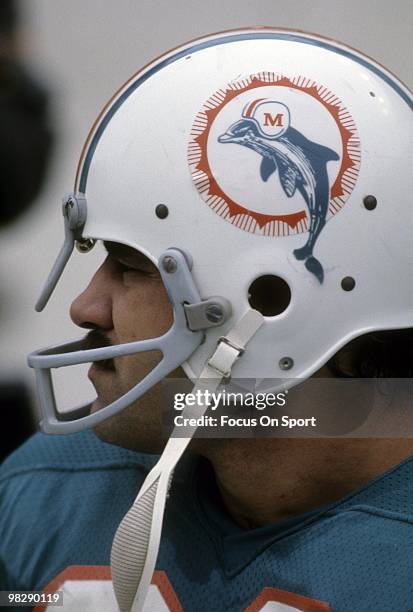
[90,402,166,455]
[90,397,106,414]
[90,393,122,415]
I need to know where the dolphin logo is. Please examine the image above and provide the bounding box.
[218,101,340,283]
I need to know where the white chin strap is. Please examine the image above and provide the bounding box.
[110,309,263,612]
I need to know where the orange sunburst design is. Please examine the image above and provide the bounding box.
[188,72,361,237]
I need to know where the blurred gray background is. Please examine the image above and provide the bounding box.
[1,0,412,416]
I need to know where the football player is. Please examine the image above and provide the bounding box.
[1,29,413,612]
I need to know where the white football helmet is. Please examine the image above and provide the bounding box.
[27,28,413,611]
[29,27,413,433]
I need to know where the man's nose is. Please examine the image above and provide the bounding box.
[70,263,113,330]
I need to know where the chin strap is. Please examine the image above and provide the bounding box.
[110,309,264,612]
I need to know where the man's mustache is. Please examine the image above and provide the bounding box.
[83,329,115,371]
[82,329,112,351]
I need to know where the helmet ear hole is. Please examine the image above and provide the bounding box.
[248,275,291,317]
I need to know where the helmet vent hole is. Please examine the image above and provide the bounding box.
[248,275,291,317]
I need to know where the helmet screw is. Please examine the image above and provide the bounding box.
[363,195,377,210]
[155,204,169,219]
[205,304,224,323]
[64,198,75,216]
[279,357,294,371]
[76,239,96,253]
[162,256,177,273]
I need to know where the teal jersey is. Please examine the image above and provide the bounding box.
[1,431,413,611]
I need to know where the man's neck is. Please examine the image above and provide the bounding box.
[197,438,413,529]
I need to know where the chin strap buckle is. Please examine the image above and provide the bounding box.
[207,339,243,379]
[207,309,262,378]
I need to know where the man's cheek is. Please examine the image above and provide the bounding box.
[120,351,163,374]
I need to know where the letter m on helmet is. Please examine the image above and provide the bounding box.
[264,112,284,127]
